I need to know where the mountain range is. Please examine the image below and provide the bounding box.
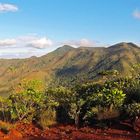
[0,42,140,96]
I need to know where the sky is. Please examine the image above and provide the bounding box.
[0,0,140,58]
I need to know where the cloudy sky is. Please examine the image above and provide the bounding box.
[0,0,140,58]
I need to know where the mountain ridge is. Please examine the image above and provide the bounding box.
[0,42,139,96]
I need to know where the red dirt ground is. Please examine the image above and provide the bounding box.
[0,122,140,140]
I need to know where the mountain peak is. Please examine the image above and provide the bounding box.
[127,42,140,49]
[109,42,139,49]
[52,45,74,55]
[56,45,74,52]
[61,45,74,49]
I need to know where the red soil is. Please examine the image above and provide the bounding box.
[0,122,139,140]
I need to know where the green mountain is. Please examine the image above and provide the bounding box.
[0,42,140,96]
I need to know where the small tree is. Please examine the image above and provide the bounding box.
[9,79,45,122]
[46,86,87,127]
[102,88,126,111]
[0,97,11,122]
[85,87,126,122]
[69,97,85,128]
[46,86,73,123]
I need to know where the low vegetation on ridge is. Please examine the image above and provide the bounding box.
[0,64,140,133]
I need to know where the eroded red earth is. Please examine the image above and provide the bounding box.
[0,122,140,140]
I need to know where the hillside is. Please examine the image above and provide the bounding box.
[0,42,140,96]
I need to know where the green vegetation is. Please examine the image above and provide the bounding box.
[0,42,140,129]
[0,63,140,130]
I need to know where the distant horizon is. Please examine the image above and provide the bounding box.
[0,41,139,59]
[0,0,140,58]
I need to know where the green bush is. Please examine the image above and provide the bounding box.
[124,103,140,118]
[0,64,140,129]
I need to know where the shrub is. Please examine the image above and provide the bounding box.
[8,79,46,122]
[38,108,57,129]
[124,103,140,118]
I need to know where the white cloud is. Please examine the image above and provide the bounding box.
[0,48,37,58]
[0,35,54,58]
[59,38,96,47]
[133,9,140,19]
[0,39,17,46]
[17,35,53,49]
[29,37,53,49]
[0,35,53,49]
[79,39,95,46]
[0,3,18,12]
